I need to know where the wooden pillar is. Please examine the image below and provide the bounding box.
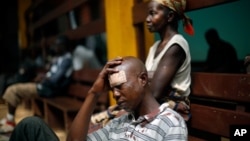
[141,0,154,61]
[18,0,31,48]
[105,0,139,105]
[105,0,138,59]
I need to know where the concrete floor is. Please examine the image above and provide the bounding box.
[0,99,67,141]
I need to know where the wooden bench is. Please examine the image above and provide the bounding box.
[31,68,109,132]
[188,72,250,141]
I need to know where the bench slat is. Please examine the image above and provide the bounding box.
[190,104,250,137]
[188,135,206,141]
[44,97,83,112]
[73,69,100,83]
[31,68,108,132]
[191,72,250,103]
[67,84,92,99]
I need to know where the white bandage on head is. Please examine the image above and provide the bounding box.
[109,70,127,87]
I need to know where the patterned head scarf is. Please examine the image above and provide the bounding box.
[153,0,194,35]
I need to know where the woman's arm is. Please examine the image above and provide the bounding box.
[150,44,186,102]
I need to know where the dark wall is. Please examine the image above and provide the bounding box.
[0,0,19,73]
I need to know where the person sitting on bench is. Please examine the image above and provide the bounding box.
[0,35,73,133]
[90,0,194,130]
[9,56,187,141]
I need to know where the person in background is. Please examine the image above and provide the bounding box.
[9,56,187,141]
[4,48,37,89]
[244,55,250,74]
[0,47,40,97]
[90,0,194,129]
[0,35,73,133]
[145,0,193,120]
[203,28,240,73]
[72,44,102,71]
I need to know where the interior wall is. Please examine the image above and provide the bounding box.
[155,0,250,62]
[184,0,250,62]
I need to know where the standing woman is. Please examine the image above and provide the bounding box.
[145,0,194,121]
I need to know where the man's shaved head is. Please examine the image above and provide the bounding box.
[109,56,147,87]
[117,56,147,75]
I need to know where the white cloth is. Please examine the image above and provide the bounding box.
[145,34,191,96]
[72,45,102,71]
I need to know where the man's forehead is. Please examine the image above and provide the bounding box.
[109,70,127,87]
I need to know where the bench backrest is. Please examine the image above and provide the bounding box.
[68,69,101,99]
[189,72,250,138]
[67,68,109,110]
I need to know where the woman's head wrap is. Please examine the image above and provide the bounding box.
[153,0,194,35]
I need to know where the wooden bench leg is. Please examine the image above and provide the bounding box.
[44,103,65,130]
[64,111,78,133]
[31,98,44,117]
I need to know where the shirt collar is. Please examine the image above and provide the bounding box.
[129,103,169,125]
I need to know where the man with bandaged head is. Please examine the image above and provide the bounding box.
[9,56,187,141]
[90,0,194,126]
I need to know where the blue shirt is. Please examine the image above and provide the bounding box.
[37,52,73,97]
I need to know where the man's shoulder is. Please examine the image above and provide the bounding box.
[157,106,186,127]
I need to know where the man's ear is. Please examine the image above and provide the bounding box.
[138,72,148,86]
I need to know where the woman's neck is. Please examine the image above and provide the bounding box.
[159,27,177,42]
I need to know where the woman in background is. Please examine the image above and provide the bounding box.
[145,0,194,121]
